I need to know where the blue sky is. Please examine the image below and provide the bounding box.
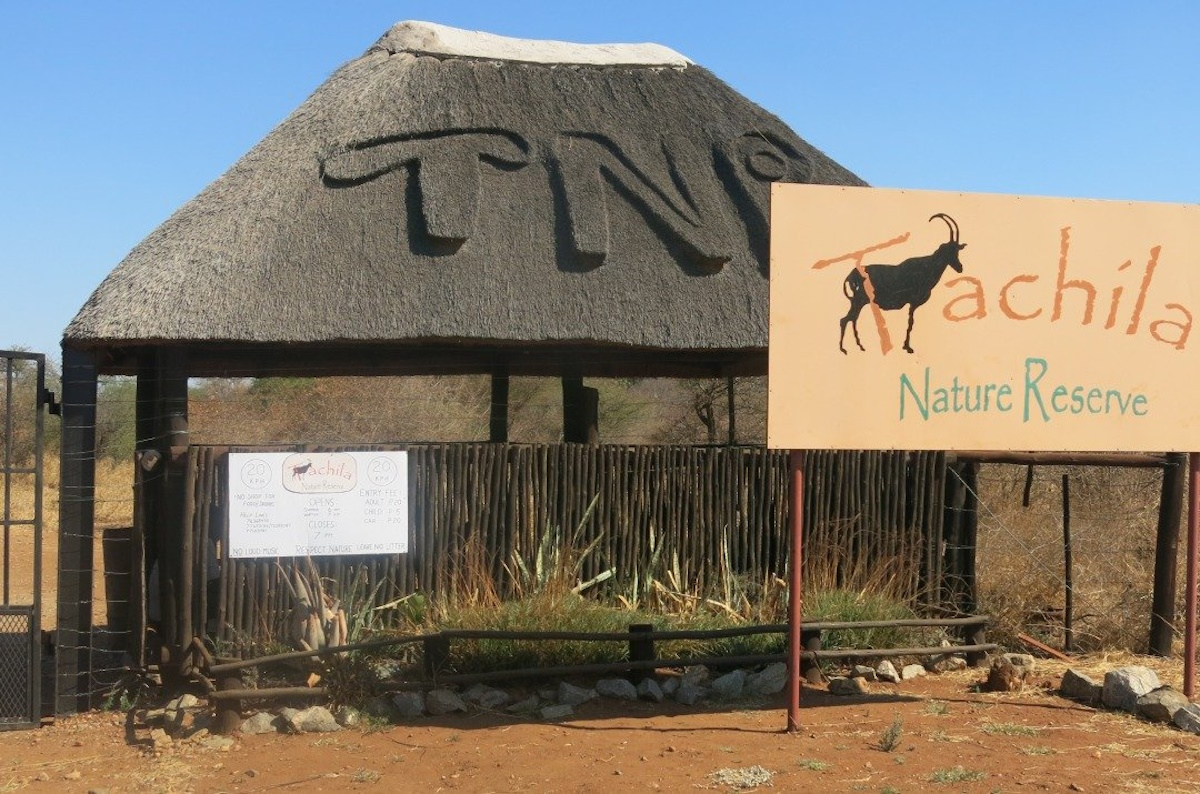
[3,2,1199,358]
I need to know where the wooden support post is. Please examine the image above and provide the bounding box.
[628,623,655,683]
[963,624,988,667]
[131,364,159,669]
[561,377,598,444]
[214,664,244,736]
[56,346,97,715]
[726,376,736,446]
[1150,452,1186,657]
[787,450,804,733]
[154,350,190,674]
[489,369,509,444]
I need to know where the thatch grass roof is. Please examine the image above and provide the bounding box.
[65,21,864,353]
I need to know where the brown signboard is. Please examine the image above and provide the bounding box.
[768,184,1198,451]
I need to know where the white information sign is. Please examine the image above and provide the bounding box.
[227,451,409,558]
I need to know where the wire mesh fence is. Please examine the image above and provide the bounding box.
[970,462,1171,653]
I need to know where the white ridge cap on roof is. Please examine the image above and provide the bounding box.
[381,20,693,67]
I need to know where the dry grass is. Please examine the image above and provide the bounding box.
[974,463,1171,653]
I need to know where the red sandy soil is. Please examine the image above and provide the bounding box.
[1,661,1199,793]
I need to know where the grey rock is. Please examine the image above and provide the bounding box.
[933,655,968,673]
[828,676,869,696]
[901,663,927,681]
[747,662,788,695]
[1137,687,1191,723]
[141,707,166,726]
[167,694,200,711]
[283,705,341,733]
[362,696,398,721]
[240,712,281,735]
[1003,653,1036,674]
[557,682,597,706]
[596,678,639,701]
[674,682,707,706]
[392,692,425,718]
[681,665,710,686]
[150,727,172,751]
[334,705,362,728]
[851,665,878,681]
[537,686,559,702]
[660,677,680,698]
[1173,703,1200,734]
[425,689,468,716]
[1102,666,1161,713]
[277,708,302,734]
[1060,669,1102,706]
[637,678,665,703]
[539,703,575,721]
[875,660,900,684]
[710,670,747,700]
[463,683,512,710]
[506,694,541,714]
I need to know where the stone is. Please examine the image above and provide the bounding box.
[674,682,707,706]
[1060,669,1102,706]
[240,712,280,735]
[537,686,559,702]
[596,678,639,701]
[901,663,927,681]
[851,665,878,681]
[637,678,665,703]
[65,771,82,781]
[425,689,468,716]
[1003,653,1036,674]
[660,677,680,698]
[1102,667,1161,713]
[362,696,398,721]
[747,662,788,695]
[201,735,235,751]
[984,656,1027,692]
[463,684,512,710]
[281,706,341,733]
[875,660,900,683]
[1173,703,1200,734]
[681,665,710,686]
[828,676,869,696]
[1136,687,1190,723]
[557,682,597,706]
[710,670,747,699]
[539,704,574,721]
[392,692,425,718]
[933,655,968,673]
[506,695,541,714]
[334,705,362,728]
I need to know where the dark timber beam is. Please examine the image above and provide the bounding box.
[561,376,598,444]
[1150,452,1187,656]
[153,349,190,671]
[489,369,509,443]
[56,346,97,715]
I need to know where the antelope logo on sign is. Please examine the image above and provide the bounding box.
[837,214,966,355]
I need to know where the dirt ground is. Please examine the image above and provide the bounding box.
[1,661,1199,793]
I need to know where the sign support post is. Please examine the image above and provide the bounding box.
[787,449,805,733]
[1186,453,1199,698]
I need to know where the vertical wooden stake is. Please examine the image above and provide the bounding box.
[628,623,655,683]
[1186,453,1199,699]
[787,450,804,733]
[1061,474,1073,653]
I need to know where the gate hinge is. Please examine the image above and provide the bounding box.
[42,389,61,416]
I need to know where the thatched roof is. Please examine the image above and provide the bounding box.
[65,21,864,356]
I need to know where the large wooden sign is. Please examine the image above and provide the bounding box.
[768,185,1199,451]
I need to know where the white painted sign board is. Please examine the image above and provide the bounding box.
[227,451,409,558]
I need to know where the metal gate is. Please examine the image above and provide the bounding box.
[0,350,51,729]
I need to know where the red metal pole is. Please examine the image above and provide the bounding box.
[787,450,805,733]
[1186,453,1199,699]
